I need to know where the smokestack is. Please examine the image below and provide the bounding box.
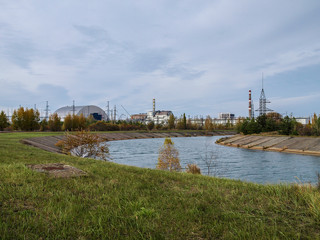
[249,90,252,119]
[153,98,155,113]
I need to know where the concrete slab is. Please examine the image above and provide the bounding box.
[26,163,88,178]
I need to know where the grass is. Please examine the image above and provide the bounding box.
[1,132,320,239]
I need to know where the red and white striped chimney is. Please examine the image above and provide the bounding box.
[249,90,252,119]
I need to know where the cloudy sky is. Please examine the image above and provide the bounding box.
[1,0,320,119]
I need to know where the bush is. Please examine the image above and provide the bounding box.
[147,121,154,131]
[119,123,141,131]
[156,138,181,172]
[55,130,110,161]
[186,164,201,174]
[89,121,119,131]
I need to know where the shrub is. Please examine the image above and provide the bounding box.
[147,121,154,131]
[89,121,120,131]
[55,130,110,161]
[156,138,181,171]
[186,164,201,174]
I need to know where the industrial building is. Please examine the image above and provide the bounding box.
[131,99,173,124]
[54,105,107,121]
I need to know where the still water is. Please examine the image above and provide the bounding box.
[108,136,320,184]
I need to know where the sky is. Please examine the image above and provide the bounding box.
[0,0,320,119]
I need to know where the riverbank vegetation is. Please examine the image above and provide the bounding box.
[236,112,320,136]
[1,132,320,239]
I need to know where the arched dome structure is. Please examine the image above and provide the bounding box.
[54,105,107,121]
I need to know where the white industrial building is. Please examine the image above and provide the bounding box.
[54,105,107,121]
[145,110,173,124]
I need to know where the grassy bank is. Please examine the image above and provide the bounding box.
[1,132,320,239]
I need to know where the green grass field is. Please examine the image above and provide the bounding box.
[1,132,320,239]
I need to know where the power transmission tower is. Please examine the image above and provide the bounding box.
[72,100,75,116]
[256,74,273,116]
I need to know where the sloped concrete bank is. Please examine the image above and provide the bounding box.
[22,131,236,154]
[217,135,320,156]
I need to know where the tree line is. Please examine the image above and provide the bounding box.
[0,107,236,132]
[236,112,320,136]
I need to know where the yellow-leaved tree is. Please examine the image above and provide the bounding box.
[157,138,181,171]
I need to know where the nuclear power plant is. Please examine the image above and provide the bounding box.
[131,99,173,124]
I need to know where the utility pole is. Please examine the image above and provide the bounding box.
[45,101,49,121]
[72,100,75,116]
[107,101,110,121]
[114,105,117,122]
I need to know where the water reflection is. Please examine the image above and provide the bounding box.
[108,136,320,184]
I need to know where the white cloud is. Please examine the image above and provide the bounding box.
[0,0,320,117]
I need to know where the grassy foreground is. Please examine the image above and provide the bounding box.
[1,132,320,239]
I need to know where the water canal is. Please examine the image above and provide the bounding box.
[108,136,320,184]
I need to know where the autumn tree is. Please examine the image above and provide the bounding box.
[63,114,73,131]
[156,138,181,171]
[0,111,9,130]
[176,114,187,130]
[266,112,282,121]
[78,113,86,130]
[168,114,175,129]
[11,107,40,131]
[311,113,320,136]
[204,115,213,131]
[48,113,62,131]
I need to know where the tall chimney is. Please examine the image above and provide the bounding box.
[153,98,155,113]
[249,90,252,119]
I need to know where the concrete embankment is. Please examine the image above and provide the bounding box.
[217,135,320,156]
[22,131,235,154]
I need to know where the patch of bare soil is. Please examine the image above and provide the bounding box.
[26,163,88,178]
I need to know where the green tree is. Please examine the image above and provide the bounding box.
[279,116,297,135]
[168,114,175,129]
[183,113,187,129]
[156,138,181,171]
[256,115,267,131]
[265,118,278,132]
[311,113,320,135]
[40,119,48,131]
[147,121,154,131]
[0,111,9,130]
